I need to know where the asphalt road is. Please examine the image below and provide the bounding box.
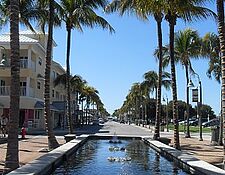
[97,121,212,141]
[97,121,154,136]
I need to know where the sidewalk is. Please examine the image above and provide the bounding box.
[134,124,224,168]
[0,136,65,173]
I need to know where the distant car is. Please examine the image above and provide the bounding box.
[120,120,125,124]
[92,119,99,125]
[190,118,208,126]
[98,118,104,124]
[202,119,219,128]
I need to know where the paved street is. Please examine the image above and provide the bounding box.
[96,121,153,136]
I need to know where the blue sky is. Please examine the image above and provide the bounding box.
[1,2,219,115]
[51,3,220,115]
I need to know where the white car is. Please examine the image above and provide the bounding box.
[98,118,104,124]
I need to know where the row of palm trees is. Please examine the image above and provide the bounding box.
[115,70,170,123]
[108,0,225,169]
[54,73,108,125]
[116,28,221,139]
[2,0,113,172]
[106,0,217,150]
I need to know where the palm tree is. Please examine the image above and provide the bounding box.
[164,0,214,149]
[57,0,114,133]
[106,0,166,140]
[4,0,20,172]
[142,70,171,137]
[54,73,87,125]
[202,32,222,145]
[174,28,201,138]
[0,0,61,153]
[42,0,60,149]
[216,0,225,168]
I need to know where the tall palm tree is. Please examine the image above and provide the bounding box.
[215,1,225,166]
[57,0,114,133]
[42,0,60,149]
[4,0,20,172]
[0,0,61,152]
[106,0,166,140]
[202,32,222,145]
[174,28,201,138]
[142,70,171,137]
[164,0,214,149]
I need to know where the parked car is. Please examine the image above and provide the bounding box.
[189,118,208,126]
[202,119,219,128]
[92,119,99,125]
[179,118,196,125]
[98,118,104,124]
[120,120,125,124]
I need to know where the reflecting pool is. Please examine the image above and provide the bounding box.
[52,139,190,175]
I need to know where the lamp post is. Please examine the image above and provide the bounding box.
[189,73,203,141]
[163,95,169,132]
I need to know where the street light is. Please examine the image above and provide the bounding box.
[163,95,169,132]
[190,73,203,141]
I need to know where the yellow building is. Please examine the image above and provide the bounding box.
[0,31,73,130]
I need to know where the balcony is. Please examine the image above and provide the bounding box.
[0,59,35,71]
[0,86,34,97]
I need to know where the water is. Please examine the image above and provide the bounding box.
[52,139,190,175]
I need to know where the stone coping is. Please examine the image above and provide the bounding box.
[143,138,225,175]
[8,135,88,175]
[7,135,225,175]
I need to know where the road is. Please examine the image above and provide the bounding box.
[97,121,154,137]
[96,121,212,141]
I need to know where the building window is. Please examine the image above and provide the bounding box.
[35,110,41,119]
[38,57,42,65]
[37,82,41,89]
[20,56,28,60]
[56,91,59,99]
[52,71,56,79]
[0,80,5,86]
[52,89,55,98]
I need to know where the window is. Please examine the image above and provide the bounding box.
[20,82,26,87]
[56,91,59,99]
[0,80,5,86]
[37,82,41,89]
[52,89,55,98]
[20,56,28,60]
[35,110,42,119]
[52,71,56,79]
[38,57,42,65]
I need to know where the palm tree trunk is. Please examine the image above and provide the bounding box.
[219,87,223,145]
[4,0,20,172]
[185,64,190,138]
[153,14,163,140]
[66,26,73,133]
[216,0,225,168]
[44,0,59,149]
[167,12,180,149]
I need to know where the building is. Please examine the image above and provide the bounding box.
[0,31,72,130]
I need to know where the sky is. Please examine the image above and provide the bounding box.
[50,2,221,115]
[1,2,220,115]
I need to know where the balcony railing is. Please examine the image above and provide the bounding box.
[0,86,34,97]
[0,59,35,71]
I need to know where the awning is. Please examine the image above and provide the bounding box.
[34,101,59,111]
[52,101,66,112]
